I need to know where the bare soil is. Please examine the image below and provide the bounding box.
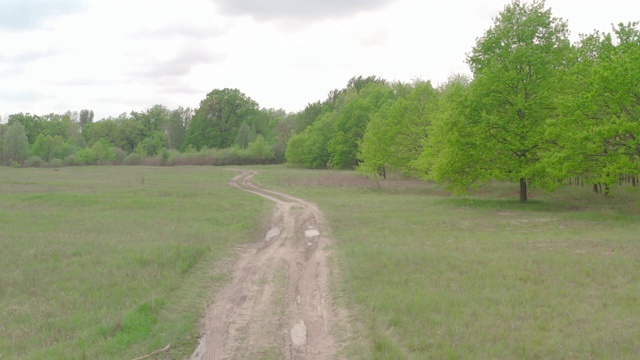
[189,171,342,359]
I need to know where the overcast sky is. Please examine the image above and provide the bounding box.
[0,0,638,121]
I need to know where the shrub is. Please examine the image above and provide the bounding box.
[49,158,63,168]
[124,153,143,165]
[24,156,45,167]
[63,155,77,166]
[112,147,127,165]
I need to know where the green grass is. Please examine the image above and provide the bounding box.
[4,165,640,359]
[252,166,640,359]
[0,166,268,359]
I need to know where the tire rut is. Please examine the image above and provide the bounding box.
[190,170,339,360]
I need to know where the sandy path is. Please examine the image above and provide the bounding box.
[189,170,339,360]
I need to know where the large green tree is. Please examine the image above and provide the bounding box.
[184,88,262,150]
[166,107,191,150]
[554,22,640,190]
[461,0,571,201]
[30,135,74,162]
[358,80,440,178]
[328,80,395,168]
[3,122,29,165]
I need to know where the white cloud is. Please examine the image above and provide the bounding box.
[0,0,638,120]
[210,0,394,21]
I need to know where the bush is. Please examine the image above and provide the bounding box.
[63,155,77,166]
[49,158,63,168]
[75,149,96,165]
[124,153,143,165]
[24,156,45,167]
[112,147,127,165]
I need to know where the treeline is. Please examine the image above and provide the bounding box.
[285,1,640,201]
[0,89,295,167]
[2,1,638,202]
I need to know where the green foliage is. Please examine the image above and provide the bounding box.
[30,134,74,162]
[554,22,640,187]
[123,153,143,166]
[438,0,572,200]
[293,101,324,134]
[3,122,29,165]
[166,107,190,150]
[234,121,255,148]
[415,75,481,193]
[79,109,94,128]
[358,81,440,178]
[160,148,170,165]
[75,148,96,165]
[8,113,43,144]
[184,88,263,150]
[246,135,275,164]
[285,76,395,169]
[286,113,334,168]
[50,158,63,167]
[63,154,77,166]
[24,156,45,167]
[91,139,116,165]
[329,81,395,168]
[112,147,127,165]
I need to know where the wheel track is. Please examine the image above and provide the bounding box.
[190,171,339,360]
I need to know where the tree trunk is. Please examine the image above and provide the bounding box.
[519,178,527,202]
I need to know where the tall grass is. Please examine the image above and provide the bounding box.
[0,166,268,359]
[253,166,640,359]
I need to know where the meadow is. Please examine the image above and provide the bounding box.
[2,165,640,359]
[253,166,640,359]
[0,166,268,359]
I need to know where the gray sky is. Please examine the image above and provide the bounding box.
[0,0,638,120]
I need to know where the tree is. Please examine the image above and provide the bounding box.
[358,80,440,179]
[286,113,335,168]
[166,107,191,150]
[415,75,478,192]
[79,109,94,128]
[184,88,261,150]
[246,135,274,164]
[91,139,115,165]
[554,22,640,192]
[293,101,324,134]
[30,134,74,162]
[234,121,255,148]
[328,81,395,168]
[3,122,29,165]
[462,0,571,201]
[7,113,43,144]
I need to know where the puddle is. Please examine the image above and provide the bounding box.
[265,227,280,241]
[304,229,319,237]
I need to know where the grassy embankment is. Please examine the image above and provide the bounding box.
[253,166,640,359]
[0,166,268,359]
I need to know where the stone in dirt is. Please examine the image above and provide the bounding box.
[305,229,319,237]
[265,227,280,241]
[290,320,307,346]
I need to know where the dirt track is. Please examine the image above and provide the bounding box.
[189,170,340,359]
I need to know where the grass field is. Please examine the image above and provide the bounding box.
[3,165,640,359]
[0,166,268,359]
[252,166,640,359]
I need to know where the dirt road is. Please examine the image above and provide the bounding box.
[189,171,340,360]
